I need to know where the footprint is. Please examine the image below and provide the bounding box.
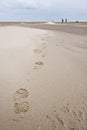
[71,110,77,117]
[33,61,44,70]
[67,119,79,130]
[46,113,65,130]
[55,114,65,127]
[42,42,46,45]
[78,110,84,120]
[46,115,57,129]
[14,101,29,114]
[35,61,44,66]
[61,106,70,113]
[42,55,45,58]
[13,88,29,114]
[41,38,46,41]
[41,43,47,49]
[33,49,42,54]
[11,118,21,122]
[14,88,29,100]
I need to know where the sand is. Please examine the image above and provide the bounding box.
[45,21,56,25]
[0,24,87,130]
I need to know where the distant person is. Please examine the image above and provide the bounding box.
[62,19,64,23]
[65,19,67,22]
[76,21,79,23]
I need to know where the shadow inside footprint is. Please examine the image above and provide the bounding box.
[14,88,29,99]
[14,102,29,114]
[33,61,44,70]
[13,88,29,114]
[35,61,44,66]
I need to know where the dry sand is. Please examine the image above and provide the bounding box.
[45,21,56,25]
[0,24,87,130]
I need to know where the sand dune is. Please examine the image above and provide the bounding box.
[0,25,87,130]
[45,21,56,25]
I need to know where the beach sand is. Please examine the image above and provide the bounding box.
[0,23,87,130]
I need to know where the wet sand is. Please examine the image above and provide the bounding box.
[0,23,87,130]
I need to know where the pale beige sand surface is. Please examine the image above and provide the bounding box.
[0,25,87,130]
[45,21,56,25]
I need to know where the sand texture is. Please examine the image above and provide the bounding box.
[0,24,87,130]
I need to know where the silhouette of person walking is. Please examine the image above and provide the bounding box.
[62,19,64,23]
[65,19,67,22]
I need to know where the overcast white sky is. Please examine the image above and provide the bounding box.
[0,0,87,21]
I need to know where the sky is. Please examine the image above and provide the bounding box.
[0,0,87,21]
